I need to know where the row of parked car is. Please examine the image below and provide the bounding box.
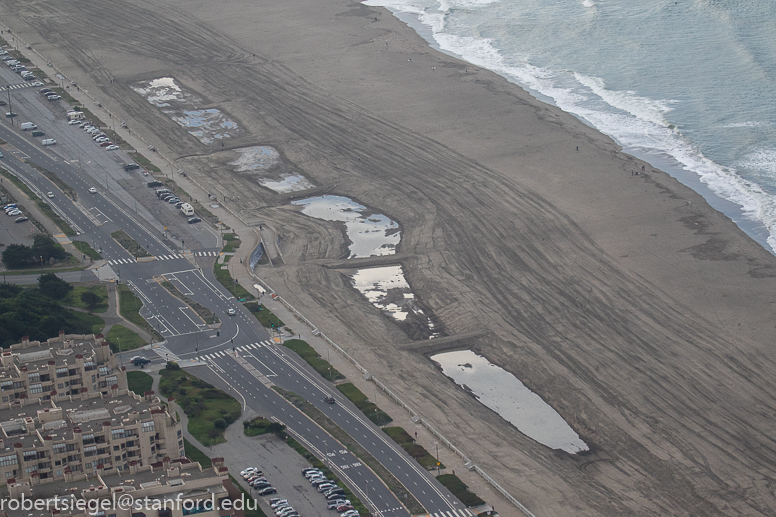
[241,467,277,496]
[154,187,200,223]
[66,114,119,150]
[302,467,358,516]
[4,203,28,223]
[2,51,44,85]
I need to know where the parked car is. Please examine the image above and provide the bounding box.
[257,487,277,496]
[106,144,120,150]
[99,141,113,147]
[46,94,61,101]
[187,217,201,224]
[252,482,271,490]
[167,197,180,204]
[240,467,259,476]
[40,88,52,94]
[340,511,359,517]
[324,488,345,497]
[317,483,337,492]
[14,216,28,223]
[7,210,22,216]
[335,505,353,513]
[327,499,349,508]
[123,163,140,170]
[302,468,321,475]
[68,119,80,125]
[304,469,323,478]
[5,112,17,118]
[269,500,288,509]
[147,181,164,187]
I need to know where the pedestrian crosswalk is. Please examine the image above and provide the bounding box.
[429,510,473,517]
[198,340,272,361]
[195,251,218,257]
[106,254,182,265]
[0,82,36,92]
[107,258,136,265]
[151,345,180,363]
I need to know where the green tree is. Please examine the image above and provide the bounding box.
[38,273,73,300]
[80,291,101,311]
[2,244,32,268]
[31,235,66,263]
[213,418,227,429]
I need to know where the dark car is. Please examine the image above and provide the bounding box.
[123,163,140,170]
[324,396,336,404]
[147,180,164,187]
[257,487,277,496]
[187,217,201,224]
[14,216,28,223]
[131,356,151,367]
[252,482,271,490]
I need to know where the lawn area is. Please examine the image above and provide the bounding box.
[118,284,161,340]
[106,324,147,353]
[110,229,150,257]
[222,233,240,253]
[282,339,344,381]
[68,310,105,335]
[436,474,486,507]
[72,241,102,260]
[244,303,284,329]
[183,437,212,468]
[336,383,392,426]
[63,284,108,313]
[383,426,443,470]
[214,262,254,300]
[127,371,153,394]
[159,367,241,445]
[243,416,286,437]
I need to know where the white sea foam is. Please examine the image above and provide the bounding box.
[361,0,776,253]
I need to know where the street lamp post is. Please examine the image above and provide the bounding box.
[40,255,43,274]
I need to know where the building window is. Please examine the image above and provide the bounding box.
[53,443,67,455]
[84,361,96,371]
[0,381,12,391]
[111,428,125,440]
[141,421,155,433]
[24,466,37,474]
[115,456,121,462]
[56,368,69,378]
[5,471,13,478]
[0,454,18,467]
[82,434,95,444]
[57,383,64,389]
[30,383,43,394]
[56,470,63,477]
[23,451,37,462]
[84,446,97,457]
[1,396,7,402]
[84,462,92,469]
[28,373,40,383]
[99,366,110,376]
[12,382,24,390]
[106,376,117,386]
[177,430,182,437]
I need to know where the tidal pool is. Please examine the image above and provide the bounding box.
[292,195,399,258]
[229,146,314,193]
[431,350,589,454]
[132,77,240,144]
[350,266,439,338]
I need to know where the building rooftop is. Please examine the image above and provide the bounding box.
[0,392,165,451]
[0,334,109,380]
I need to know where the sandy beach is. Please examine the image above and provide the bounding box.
[3,0,776,515]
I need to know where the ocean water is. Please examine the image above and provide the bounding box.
[363,0,776,253]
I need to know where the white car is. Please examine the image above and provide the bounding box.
[7,210,22,216]
[47,192,54,198]
[227,308,236,316]
[105,145,120,150]
[68,119,80,125]
[88,187,97,194]
[30,80,43,87]
[46,95,61,101]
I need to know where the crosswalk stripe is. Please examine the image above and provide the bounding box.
[446,511,454,517]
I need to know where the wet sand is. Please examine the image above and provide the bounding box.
[4,0,776,515]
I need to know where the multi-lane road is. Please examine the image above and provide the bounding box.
[0,69,473,517]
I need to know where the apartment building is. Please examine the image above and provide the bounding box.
[0,332,128,405]
[0,333,183,484]
[3,457,237,517]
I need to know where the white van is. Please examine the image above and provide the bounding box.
[67,111,85,120]
[180,203,195,216]
[41,139,57,146]
[20,122,37,131]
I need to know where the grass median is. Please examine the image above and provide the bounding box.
[118,284,163,341]
[160,366,241,446]
[127,371,153,394]
[111,229,150,257]
[244,302,283,328]
[336,383,392,426]
[106,324,147,353]
[383,427,443,471]
[282,339,344,382]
